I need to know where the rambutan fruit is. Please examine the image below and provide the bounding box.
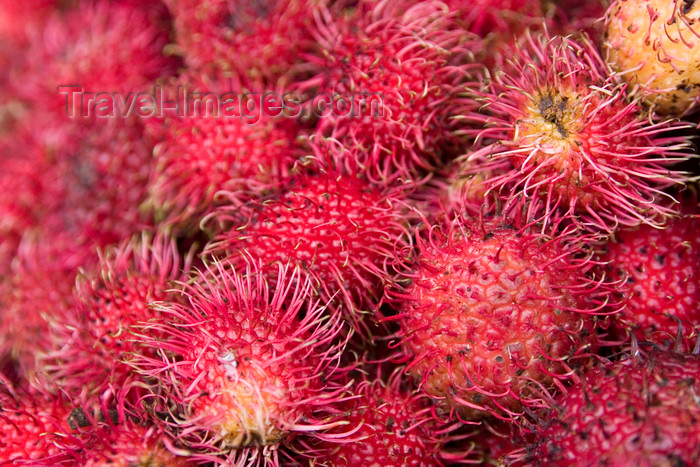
[165,0,319,83]
[443,0,546,71]
[0,111,73,246]
[0,150,49,275]
[128,260,350,463]
[11,0,175,114]
[458,420,533,466]
[460,32,692,233]
[1,110,152,273]
[39,232,190,403]
[48,117,155,248]
[0,0,57,46]
[528,349,700,464]
[604,0,700,116]
[0,381,77,463]
[445,0,544,38]
[65,396,192,467]
[545,0,610,40]
[0,232,96,379]
[597,201,700,351]
[145,74,306,230]
[205,153,413,335]
[0,114,153,378]
[418,159,502,221]
[385,213,610,421]
[299,0,476,184]
[301,369,472,466]
[80,421,190,466]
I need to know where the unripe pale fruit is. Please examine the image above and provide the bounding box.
[605,0,700,115]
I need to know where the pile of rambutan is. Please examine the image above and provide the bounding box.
[1,0,699,464]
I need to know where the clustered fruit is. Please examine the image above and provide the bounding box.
[0,0,699,465]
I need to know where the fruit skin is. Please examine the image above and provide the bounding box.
[443,0,546,71]
[206,154,413,335]
[547,0,610,40]
[0,232,98,380]
[0,381,77,464]
[459,420,534,466]
[604,0,700,116]
[66,400,192,467]
[444,0,544,37]
[145,73,306,230]
[0,115,154,377]
[81,421,190,467]
[165,0,319,83]
[11,0,175,115]
[51,117,155,248]
[0,382,189,465]
[299,0,476,185]
[0,110,76,255]
[0,0,56,46]
[598,205,700,351]
[0,131,52,279]
[460,31,691,233]
[39,232,190,404]
[386,214,608,421]
[1,109,154,256]
[419,158,504,222]
[128,260,350,464]
[529,350,700,465]
[305,369,470,466]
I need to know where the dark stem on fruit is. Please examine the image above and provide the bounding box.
[538,93,569,138]
[683,0,696,16]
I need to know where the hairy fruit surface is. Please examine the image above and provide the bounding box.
[207,166,411,333]
[605,0,700,115]
[387,215,606,420]
[129,261,349,463]
[530,350,700,464]
[599,206,700,350]
[301,0,475,184]
[462,32,691,232]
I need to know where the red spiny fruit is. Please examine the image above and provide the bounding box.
[444,0,544,37]
[598,203,700,351]
[165,0,318,82]
[461,420,533,466]
[0,148,49,277]
[0,382,77,463]
[386,214,608,421]
[547,0,610,39]
[40,233,190,402]
[65,397,191,467]
[0,153,38,242]
[0,233,97,378]
[604,0,700,116]
[529,350,700,464]
[47,117,155,248]
[11,0,175,114]
[145,74,306,229]
[0,0,56,46]
[1,111,151,268]
[206,157,413,334]
[443,0,545,71]
[81,420,190,467]
[419,159,504,221]
[304,370,471,466]
[128,261,350,463]
[300,0,476,184]
[461,32,692,233]
[0,131,26,276]
[0,110,74,246]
